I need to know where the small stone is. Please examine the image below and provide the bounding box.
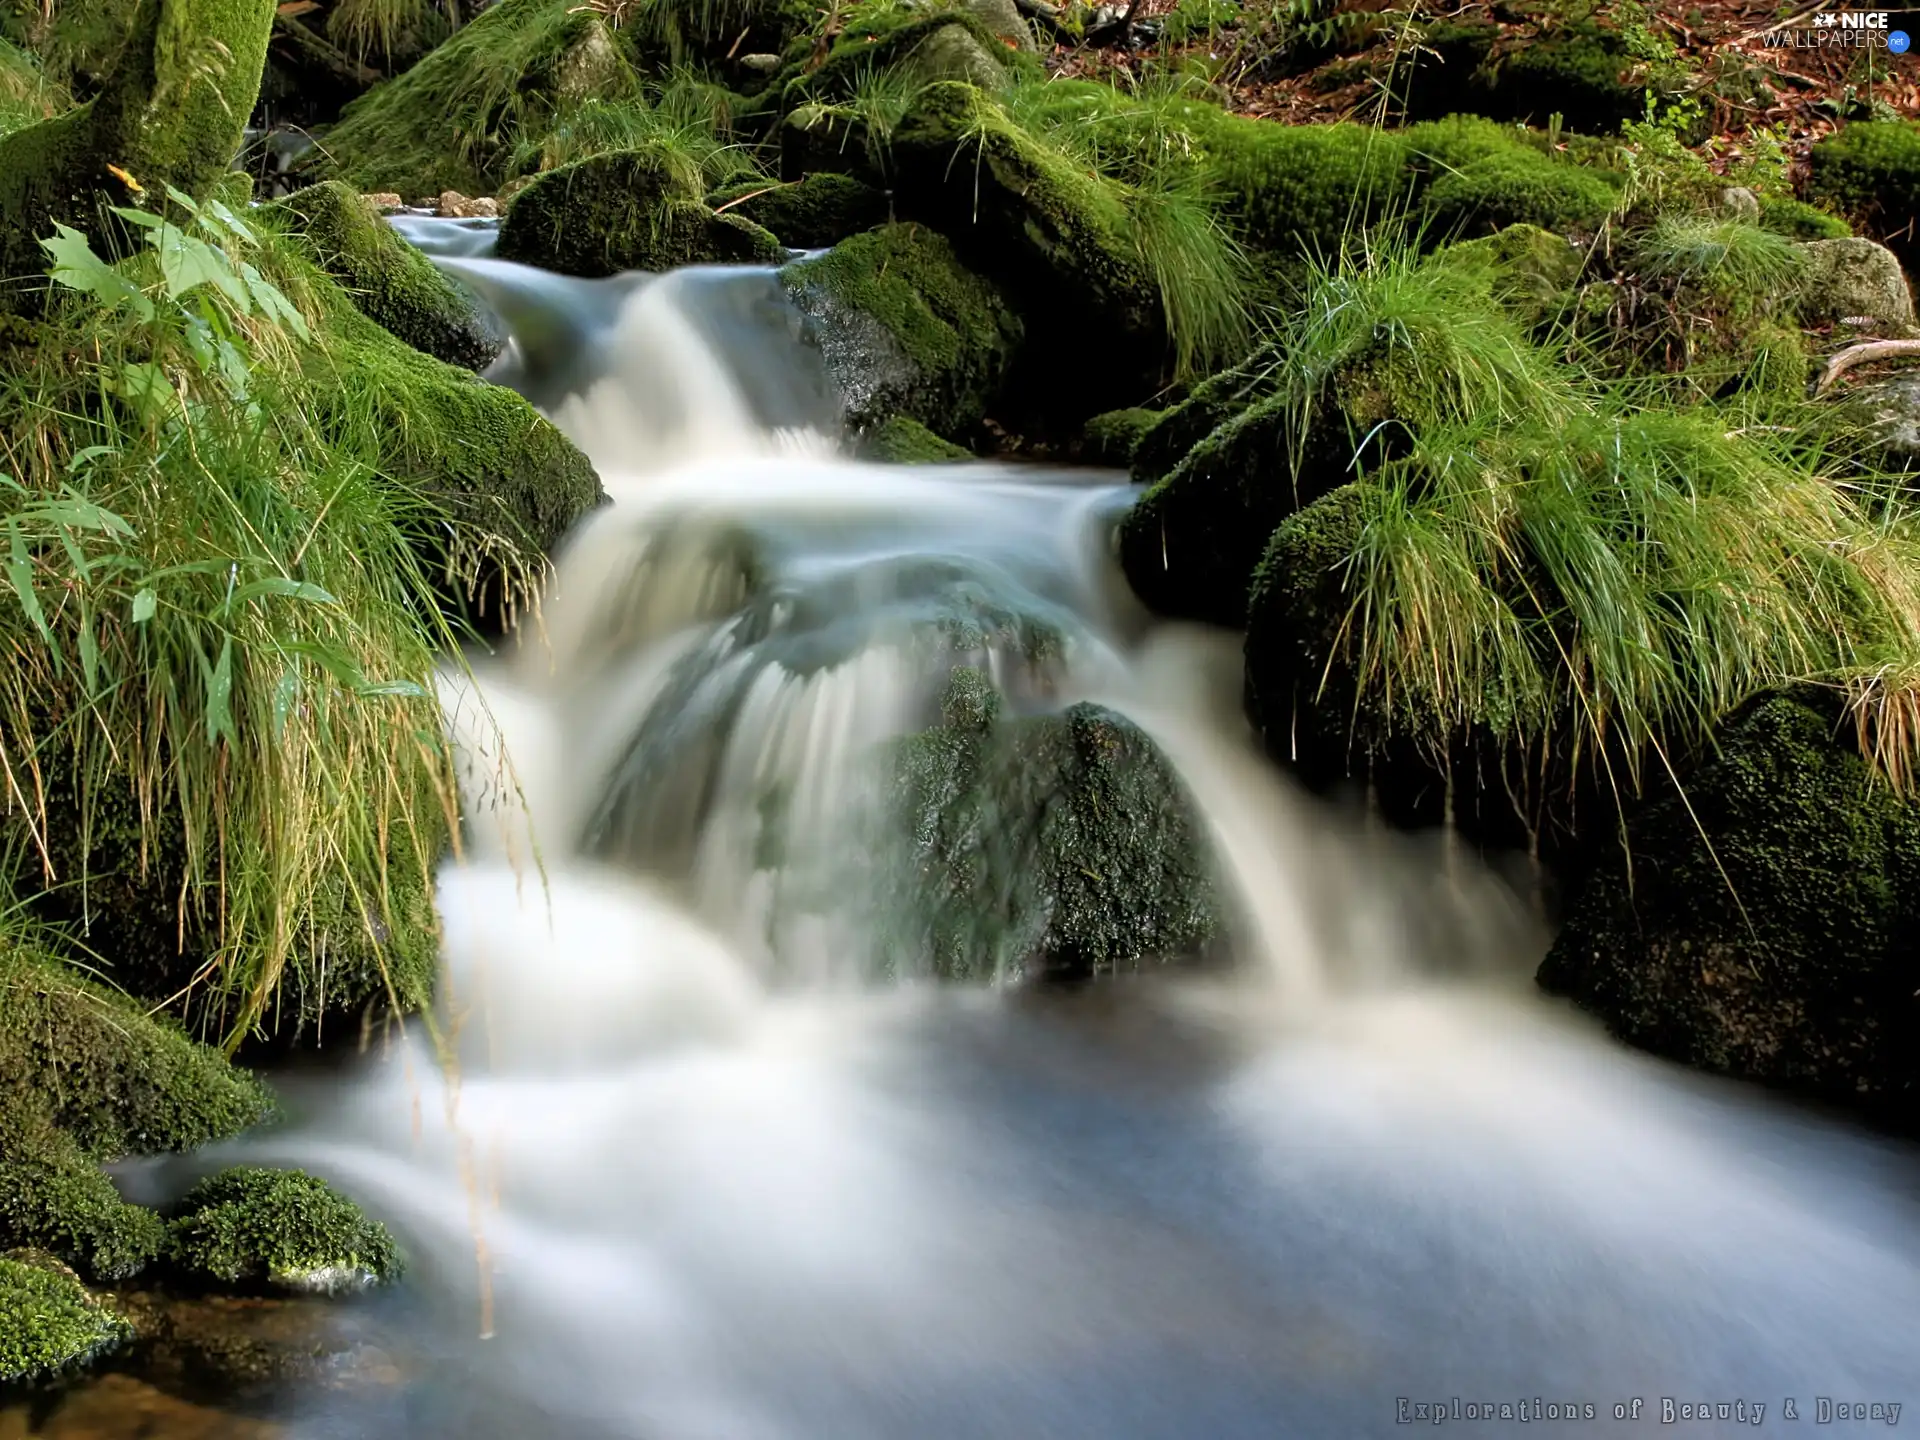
[1719,185,1760,220]
[739,52,781,72]
[360,192,404,211]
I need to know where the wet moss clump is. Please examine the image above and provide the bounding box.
[1807,119,1920,269]
[498,146,783,278]
[277,181,500,371]
[1437,223,1585,328]
[882,669,1218,982]
[167,1167,402,1295]
[0,1255,131,1384]
[781,223,1023,438]
[1540,693,1920,1130]
[1080,407,1164,467]
[859,415,972,462]
[707,173,890,250]
[1200,117,1411,266]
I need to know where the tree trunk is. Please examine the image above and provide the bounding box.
[0,0,278,301]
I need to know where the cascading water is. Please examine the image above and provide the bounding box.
[237,226,1920,1439]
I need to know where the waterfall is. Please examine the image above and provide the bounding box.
[237,233,1920,1440]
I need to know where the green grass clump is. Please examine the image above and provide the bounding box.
[513,70,768,189]
[1631,215,1807,313]
[1247,405,1920,802]
[0,1255,130,1383]
[0,189,561,1044]
[166,1166,401,1294]
[309,0,641,198]
[0,36,66,140]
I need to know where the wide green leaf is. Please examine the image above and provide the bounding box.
[41,224,153,320]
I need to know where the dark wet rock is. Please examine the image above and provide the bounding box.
[881,669,1219,981]
[780,224,1023,441]
[1078,408,1164,468]
[112,1288,405,1396]
[1540,693,1920,1131]
[708,173,890,251]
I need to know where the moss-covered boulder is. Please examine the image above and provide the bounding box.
[0,0,277,297]
[0,941,271,1282]
[1421,149,1618,239]
[1807,119,1920,271]
[1205,118,1410,261]
[858,415,973,462]
[708,173,890,250]
[881,670,1217,981]
[1757,195,1851,243]
[1539,693,1920,1130]
[0,1254,131,1383]
[780,223,1023,440]
[1079,407,1164,468]
[276,181,501,370]
[166,1167,401,1295]
[1795,236,1916,333]
[887,82,1162,389]
[497,146,783,278]
[305,0,639,200]
[1437,223,1585,327]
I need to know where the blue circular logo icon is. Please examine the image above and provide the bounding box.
[1890,28,1912,54]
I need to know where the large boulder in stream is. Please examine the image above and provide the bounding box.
[497,146,784,279]
[882,669,1219,982]
[1540,693,1920,1130]
[780,223,1024,442]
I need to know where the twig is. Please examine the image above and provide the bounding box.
[1813,339,1920,396]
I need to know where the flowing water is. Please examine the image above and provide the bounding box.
[222,225,1920,1437]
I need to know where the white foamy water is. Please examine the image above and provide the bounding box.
[241,248,1920,1439]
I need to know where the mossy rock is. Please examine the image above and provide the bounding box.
[858,415,973,462]
[0,1254,131,1384]
[497,146,783,278]
[1436,223,1585,327]
[1539,693,1920,1130]
[0,941,270,1282]
[305,0,640,200]
[778,11,1023,109]
[276,181,501,371]
[1795,236,1916,334]
[1079,407,1164,467]
[1422,149,1618,239]
[1205,117,1411,262]
[1807,120,1920,270]
[167,1167,402,1295]
[1130,344,1284,485]
[707,173,890,250]
[1757,195,1851,243]
[780,223,1023,439]
[880,670,1218,981]
[888,82,1162,396]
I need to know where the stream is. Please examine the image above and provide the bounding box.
[163,223,1920,1437]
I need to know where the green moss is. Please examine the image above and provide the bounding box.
[889,82,1160,371]
[308,0,639,200]
[1404,16,1642,133]
[167,1167,402,1294]
[781,222,1023,437]
[0,0,275,298]
[708,172,889,249]
[881,672,1217,981]
[1757,194,1851,242]
[1080,407,1163,467]
[1540,693,1920,1127]
[1807,120,1920,269]
[779,11,1021,109]
[1130,346,1281,485]
[276,181,499,371]
[1422,149,1618,239]
[1204,117,1410,260]
[0,943,273,1161]
[859,415,972,462]
[0,940,269,1281]
[1436,222,1585,328]
[497,145,782,277]
[0,1255,131,1383]
[2,0,134,94]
